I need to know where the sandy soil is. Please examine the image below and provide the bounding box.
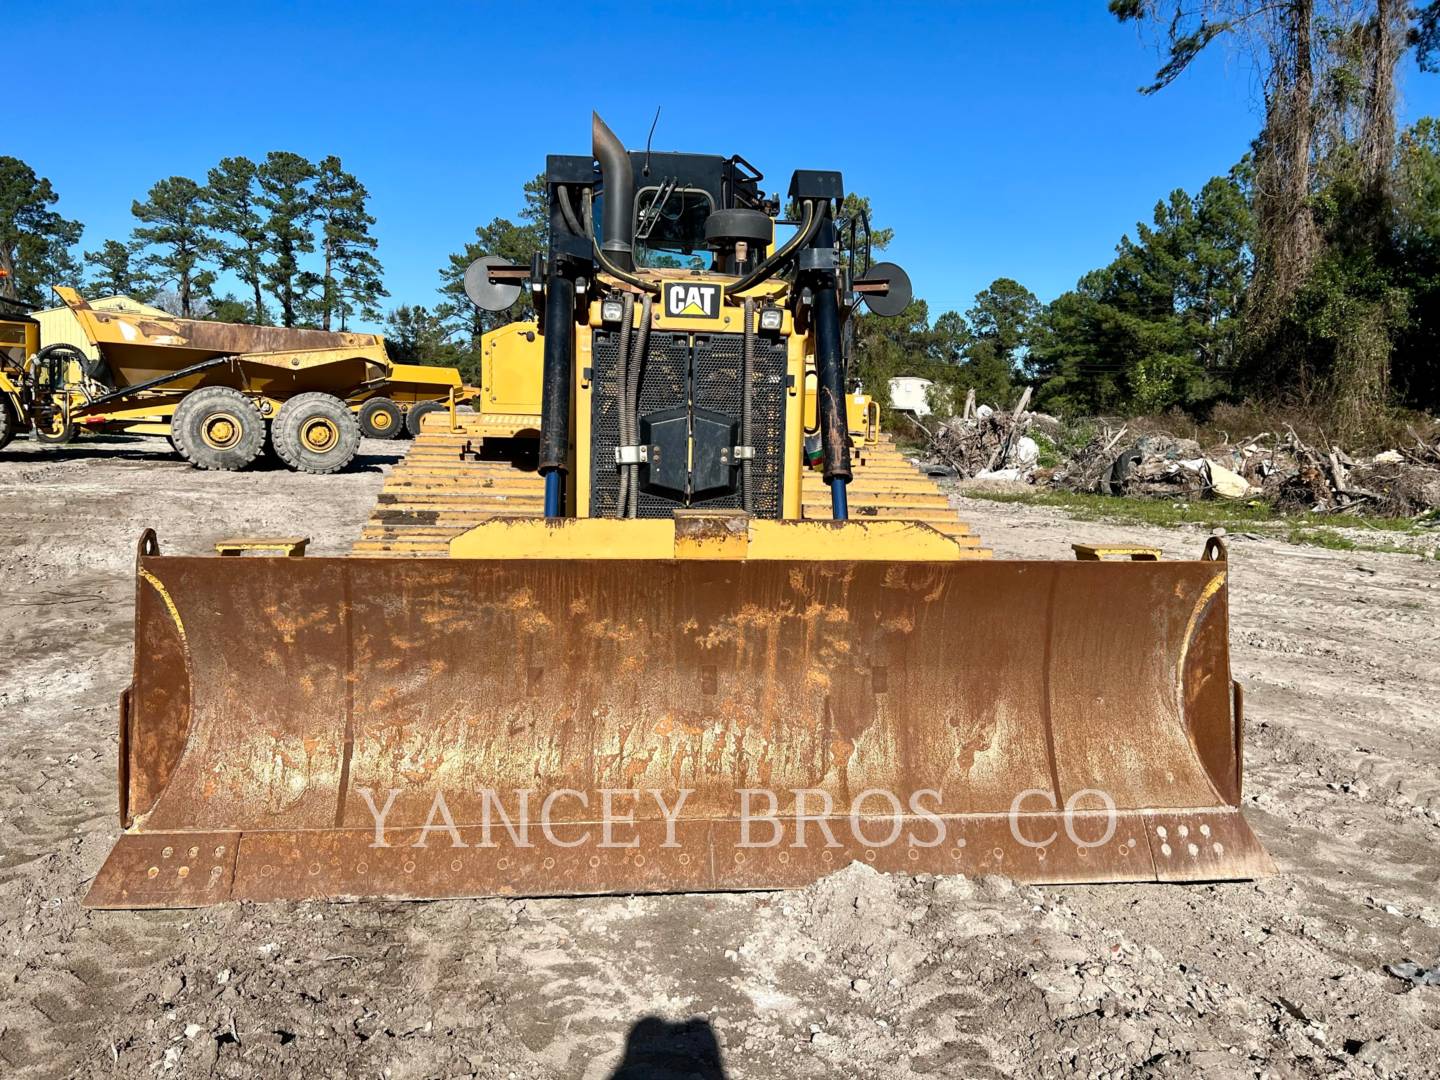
[0,434,1436,1079]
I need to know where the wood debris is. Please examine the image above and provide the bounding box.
[909,398,1440,519]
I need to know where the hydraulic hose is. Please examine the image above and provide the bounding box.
[741,298,754,513]
[614,292,636,518]
[627,294,652,519]
[593,240,662,295]
[556,184,585,238]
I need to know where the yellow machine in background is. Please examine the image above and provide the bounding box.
[804,377,880,449]
[87,113,1270,909]
[0,288,466,471]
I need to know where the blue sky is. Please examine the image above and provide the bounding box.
[12,0,1440,328]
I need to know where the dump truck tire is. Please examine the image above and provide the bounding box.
[405,400,444,438]
[170,387,265,471]
[273,392,361,474]
[260,422,283,462]
[0,399,17,451]
[358,397,403,439]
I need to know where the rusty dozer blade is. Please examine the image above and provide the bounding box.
[87,533,1272,908]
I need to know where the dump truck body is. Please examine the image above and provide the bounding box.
[54,286,387,433]
[3,288,471,468]
[350,362,462,407]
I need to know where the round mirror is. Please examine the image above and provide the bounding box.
[463,255,523,312]
[856,261,912,318]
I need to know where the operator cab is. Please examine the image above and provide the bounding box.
[614,151,777,272]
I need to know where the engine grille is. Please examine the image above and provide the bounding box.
[691,333,787,518]
[590,328,788,519]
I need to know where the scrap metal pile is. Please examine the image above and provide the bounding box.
[913,396,1440,519]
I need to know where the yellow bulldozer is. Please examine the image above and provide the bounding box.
[86,115,1271,908]
[0,288,464,472]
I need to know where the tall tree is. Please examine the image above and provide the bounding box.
[130,176,218,317]
[205,156,269,323]
[1029,274,1131,414]
[1113,0,1423,431]
[927,310,972,366]
[0,157,82,305]
[1416,1,1440,70]
[1394,117,1440,407]
[256,151,318,327]
[955,279,1040,406]
[1032,176,1252,414]
[83,239,156,299]
[849,298,933,410]
[310,156,386,331]
[1111,0,1320,328]
[205,293,259,323]
[1360,0,1406,203]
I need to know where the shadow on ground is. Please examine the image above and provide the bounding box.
[0,438,406,473]
[607,1016,727,1079]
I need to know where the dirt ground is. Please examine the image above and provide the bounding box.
[0,433,1436,1080]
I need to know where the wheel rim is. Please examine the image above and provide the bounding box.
[371,409,394,432]
[300,417,341,453]
[201,413,244,451]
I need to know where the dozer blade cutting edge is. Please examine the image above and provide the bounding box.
[86,528,1272,908]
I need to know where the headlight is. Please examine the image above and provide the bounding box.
[759,307,783,331]
[601,298,625,323]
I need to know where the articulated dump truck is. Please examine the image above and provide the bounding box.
[86,114,1273,908]
[0,289,464,473]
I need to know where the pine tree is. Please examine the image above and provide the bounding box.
[205,294,255,323]
[0,156,82,305]
[130,176,218,318]
[83,239,156,299]
[256,151,318,327]
[205,156,269,323]
[1030,175,1252,415]
[958,279,1039,406]
[310,156,386,331]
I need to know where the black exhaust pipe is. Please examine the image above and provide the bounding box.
[592,112,635,271]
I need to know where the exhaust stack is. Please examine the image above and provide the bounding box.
[592,112,635,271]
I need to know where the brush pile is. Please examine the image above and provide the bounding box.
[915,389,1047,480]
[1253,427,1440,517]
[909,397,1440,519]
